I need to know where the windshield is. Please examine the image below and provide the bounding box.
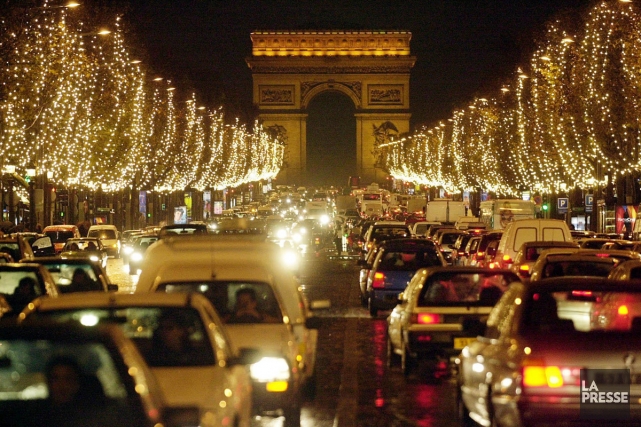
[377,248,442,271]
[418,272,513,307]
[0,243,20,261]
[41,263,102,293]
[158,281,284,324]
[33,307,215,367]
[88,230,117,240]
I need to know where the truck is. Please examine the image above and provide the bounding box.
[406,197,427,214]
[479,199,536,230]
[360,187,383,218]
[335,195,358,215]
[424,199,466,224]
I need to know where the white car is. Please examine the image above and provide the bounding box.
[20,292,254,427]
[135,235,328,426]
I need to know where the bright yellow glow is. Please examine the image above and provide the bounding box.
[265,381,288,392]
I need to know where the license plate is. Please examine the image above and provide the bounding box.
[454,337,476,349]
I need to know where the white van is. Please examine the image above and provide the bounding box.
[495,219,573,268]
[135,236,328,423]
[424,199,466,224]
[87,224,120,258]
[479,199,536,230]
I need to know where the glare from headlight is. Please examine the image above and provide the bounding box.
[89,255,99,262]
[320,215,330,225]
[276,229,287,239]
[292,233,302,243]
[299,227,307,235]
[80,314,99,327]
[123,246,134,255]
[250,357,290,382]
[131,252,143,262]
[282,250,299,269]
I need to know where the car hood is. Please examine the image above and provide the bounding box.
[225,323,293,356]
[152,365,226,407]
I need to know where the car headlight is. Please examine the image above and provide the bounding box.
[281,249,300,270]
[130,252,143,262]
[250,357,291,383]
[89,255,99,262]
[123,246,134,255]
[320,215,330,225]
[276,229,288,239]
[292,233,302,243]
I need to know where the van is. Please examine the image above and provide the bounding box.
[495,219,572,268]
[424,199,466,224]
[42,225,81,254]
[87,225,120,258]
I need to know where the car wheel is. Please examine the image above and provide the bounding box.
[386,335,399,367]
[283,401,301,427]
[360,291,368,307]
[368,298,378,317]
[302,373,317,401]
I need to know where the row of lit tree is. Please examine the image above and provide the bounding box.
[0,1,284,192]
[385,0,641,196]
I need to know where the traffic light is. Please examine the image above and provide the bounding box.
[542,203,549,212]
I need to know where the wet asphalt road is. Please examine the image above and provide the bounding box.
[106,251,460,427]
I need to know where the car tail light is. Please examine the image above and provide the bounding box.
[522,364,580,388]
[502,254,513,265]
[571,290,593,297]
[519,264,530,272]
[475,251,485,260]
[618,305,629,316]
[595,253,610,258]
[458,250,465,256]
[411,313,441,324]
[372,272,386,289]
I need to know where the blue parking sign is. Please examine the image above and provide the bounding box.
[586,194,593,213]
[558,197,569,213]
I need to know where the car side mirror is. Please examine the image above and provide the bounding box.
[163,406,200,427]
[107,284,119,292]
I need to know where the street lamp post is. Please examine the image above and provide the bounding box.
[5,164,16,226]
[27,166,36,230]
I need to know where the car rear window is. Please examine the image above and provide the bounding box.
[377,249,442,271]
[42,263,102,292]
[0,243,20,261]
[45,231,75,243]
[32,307,216,367]
[88,230,117,240]
[542,260,616,278]
[158,281,284,324]
[521,289,641,334]
[418,272,514,307]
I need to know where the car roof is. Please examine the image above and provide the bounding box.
[528,277,641,292]
[29,292,197,311]
[519,241,579,249]
[43,225,77,230]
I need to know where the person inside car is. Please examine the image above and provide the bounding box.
[227,288,279,324]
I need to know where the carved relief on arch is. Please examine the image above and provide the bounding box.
[300,81,362,109]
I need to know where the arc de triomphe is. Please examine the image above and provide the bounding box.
[246,31,416,185]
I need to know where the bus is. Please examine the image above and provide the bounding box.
[479,199,536,230]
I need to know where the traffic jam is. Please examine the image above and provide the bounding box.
[1,182,641,426]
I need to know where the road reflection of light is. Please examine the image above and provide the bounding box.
[414,385,438,427]
[372,320,387,408]
[375,388,385,408]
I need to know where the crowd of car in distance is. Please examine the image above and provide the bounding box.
[4,187,641,426]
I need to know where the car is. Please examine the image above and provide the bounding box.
[467,231,503,268]
[388,267,518,375]
[20,292,255,427]
[424,224,455,241]
[42,224,81,254]
[158,223,209,238]
[456,278,641,427]
[578,237,613,249]
[408,221,441,238]
[460,235,482,266]
[434,229,467,265]
[495,219,573,267]
[87,225,121,258]
[0,252,13,263]
[570,230,596,241]
[0,263,60,315]
[0,233,55,261]
[134,236,328,426]
[59,237,109,269]
[450,233,475,266]
[609,259,641,280]
[361,221,412,257]
[366,238,446,317]
[128,234,160,275]
[528,250,635,282]
[121,230,145,265]
[505,240,580,279]
[601,239,641,252]
[357,239,387,305]
[23,257,118,293]
[0,321,188,427]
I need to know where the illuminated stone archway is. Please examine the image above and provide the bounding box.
[246,31,416,185]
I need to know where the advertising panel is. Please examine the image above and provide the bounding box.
[203,191,212,220]
[173,206,187,224]
[616,205,637,237]
[184,192,192,221]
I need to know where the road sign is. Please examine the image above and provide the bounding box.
[558,197,569,213]
[585,194,593,213]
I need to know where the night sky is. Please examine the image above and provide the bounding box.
[122,0,589,185]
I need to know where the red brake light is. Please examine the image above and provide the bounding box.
[618,305,629,316]
[571,290,593,297]
[372,272,386,289]
[416,313,440,324]
[595,253,610,258]
[476,251,485,258]
[519,265,530,272]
